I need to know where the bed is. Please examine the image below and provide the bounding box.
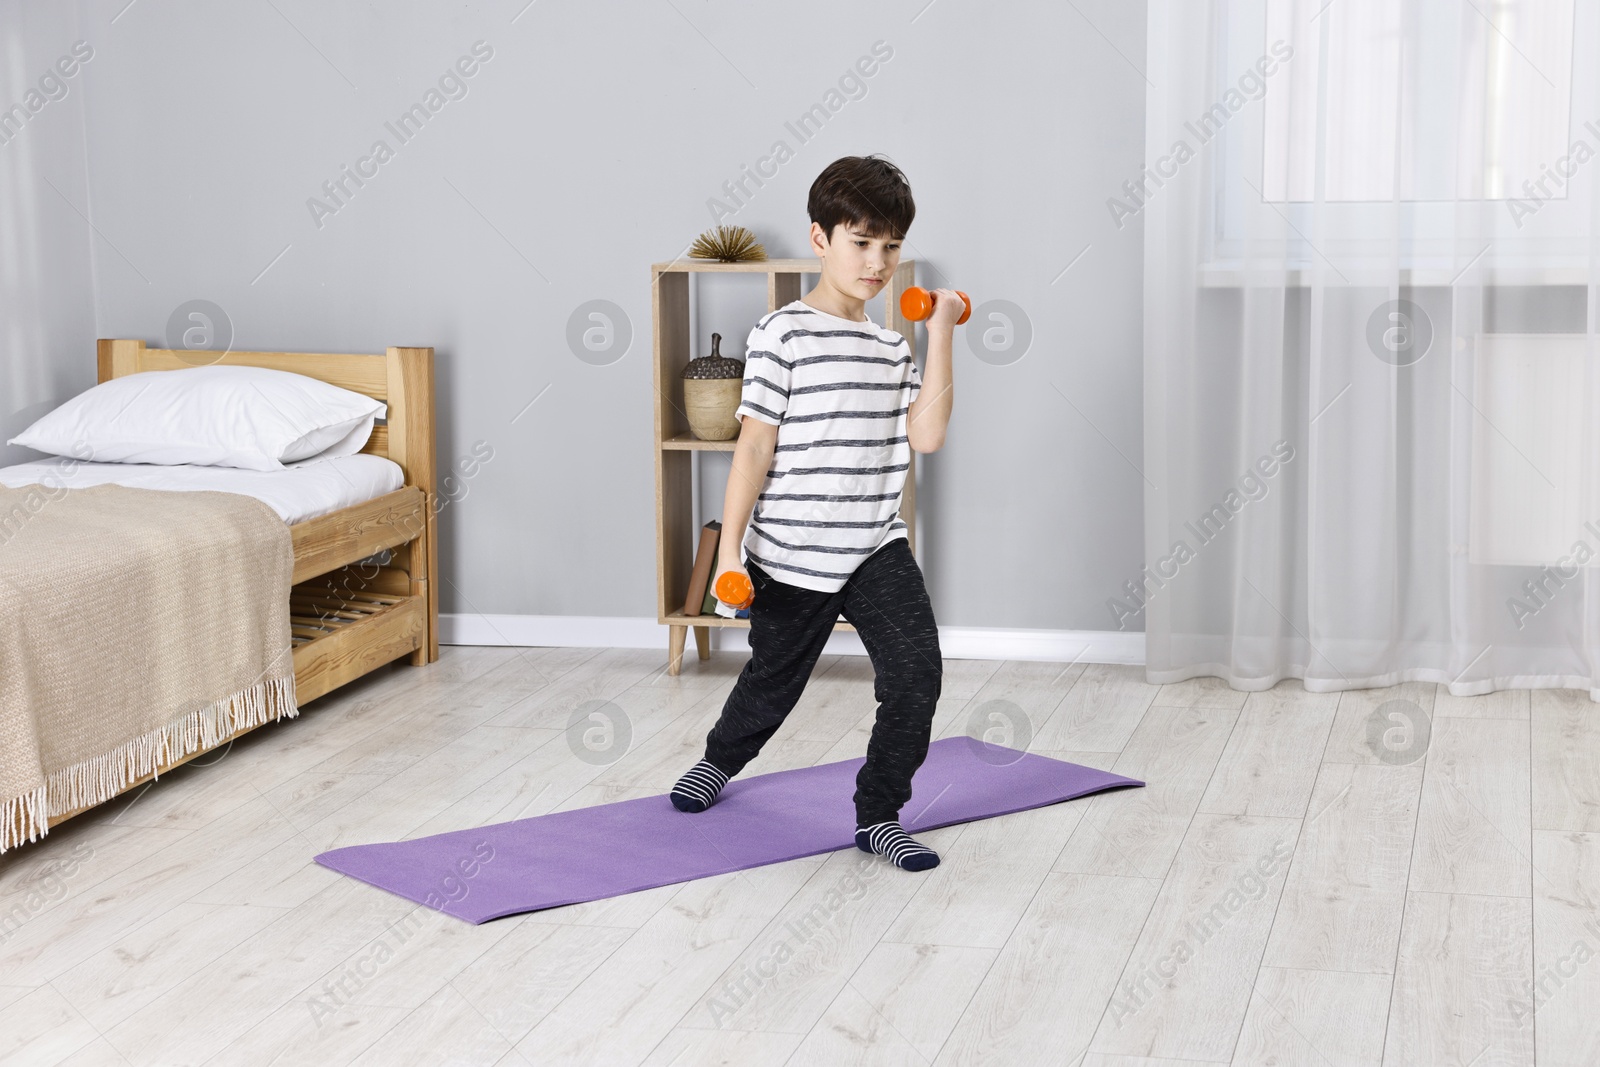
[0,338,439,850]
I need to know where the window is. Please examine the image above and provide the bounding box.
[1264,0,1573,202]
[1209,0,1587,276]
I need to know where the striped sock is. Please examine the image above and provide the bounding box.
[670,760,731,813]
[855,820,940,871]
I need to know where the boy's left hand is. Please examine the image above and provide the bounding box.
[928,287,965,330]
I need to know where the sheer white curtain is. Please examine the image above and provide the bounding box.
[1142,0,1600,698]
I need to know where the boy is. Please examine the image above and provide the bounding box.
[670,154,961,872]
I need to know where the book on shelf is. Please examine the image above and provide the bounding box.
[684,520,720,617]
[682,518,749,619]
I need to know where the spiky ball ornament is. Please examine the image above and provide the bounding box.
[689,225,767,262]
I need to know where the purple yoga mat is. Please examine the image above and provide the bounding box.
[314,737,1143,924]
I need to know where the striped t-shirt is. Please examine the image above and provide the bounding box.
[734,299,922,593]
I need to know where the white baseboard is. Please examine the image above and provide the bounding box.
[439,614,1145,665]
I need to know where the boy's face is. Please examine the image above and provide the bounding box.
[811,221,903,301]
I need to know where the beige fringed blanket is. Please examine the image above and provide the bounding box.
[0,483,297,851]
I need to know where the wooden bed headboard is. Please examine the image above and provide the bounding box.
[94,338,436,501]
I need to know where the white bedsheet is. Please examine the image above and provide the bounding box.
[0,454,406,525]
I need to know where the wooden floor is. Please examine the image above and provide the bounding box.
[1,645,1597,1066]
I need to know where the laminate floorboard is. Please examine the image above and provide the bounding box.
[2,646,1593,1065]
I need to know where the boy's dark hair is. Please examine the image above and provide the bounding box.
[807,154,915,243]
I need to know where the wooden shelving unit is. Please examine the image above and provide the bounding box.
[652,256,920,674]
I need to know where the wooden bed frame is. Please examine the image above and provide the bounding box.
[29,339,442,835]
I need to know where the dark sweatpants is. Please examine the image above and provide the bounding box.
[701,537,943,828]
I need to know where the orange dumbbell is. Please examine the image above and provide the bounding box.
[715,570,753,610]
[899,285,971,325]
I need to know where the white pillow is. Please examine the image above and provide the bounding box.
[283,412,382,466]
[7,365,387,472]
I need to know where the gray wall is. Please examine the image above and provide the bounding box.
[11,0,1147,633]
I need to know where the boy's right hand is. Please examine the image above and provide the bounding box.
[715,556,752,606]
